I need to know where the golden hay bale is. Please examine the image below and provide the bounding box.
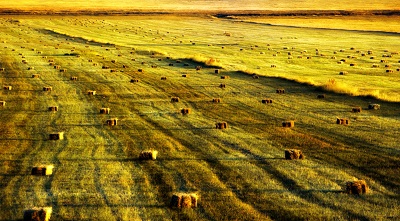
[139,150,158,160]
[130,79,139,83]
[169,63,174,66]
[386,70,394,73]
[54,65,61,69]
[111,60,116,63]
[106,118,118,126]
[161,77,167,80]
[339,71,348,75]
[368,104,380,110]
[49,132,63,140]
[32,74,40,78]
[276,89,285,94]
[100,108,110,114]
[70,76,78,81]
[0,68,4,71]
[220,76,229,79]
[317,94,326,99]
[122,65,128,68]
[28,67,34,70]
[285,149,305,160]
[3,86,12,90]
[181,108,191,115]
[24,207,52,221]
[216,122,228,129]
[102,66,110,69]
[88,59,93,62]
[219,83,226,88]
[380,60,388,63]
[282,121,294,128]
[212,98,221,103]
[345,180,368,194]
[215,69,220,74]
[31,165,54,176]
[170,193,198,208]
[110,69,118,73]
[372,64,379,68]
[88,90,96,95]
[271,64,277,68]
[0,101,5,106]
[262,99,273,104]
[350,63,356,66]
[138,69,143,72]
[171,97,180,102]
[182,74,188,77]
[352,107,362,113]
[60,69,67,74]
[43,87,52,91]
[337,118,350,125]
[48,106,58,112]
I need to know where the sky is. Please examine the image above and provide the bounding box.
[0,0,399,11]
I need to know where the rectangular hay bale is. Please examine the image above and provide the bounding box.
[23,207,52,221]
[282,121,294,128]
[345,180,368,194]
[139,150,158,160]
[284,149,305,160]
[49,132,64,140]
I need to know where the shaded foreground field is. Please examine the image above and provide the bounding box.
[0,15,399,220]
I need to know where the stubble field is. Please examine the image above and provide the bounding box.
[0,15,399,221]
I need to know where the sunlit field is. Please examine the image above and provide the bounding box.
[0,15,399,220]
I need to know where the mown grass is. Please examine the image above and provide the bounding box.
[0,15,399,221]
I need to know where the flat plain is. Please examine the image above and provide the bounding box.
[0,14,399,220]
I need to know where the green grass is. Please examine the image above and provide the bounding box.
[0,15,399,220]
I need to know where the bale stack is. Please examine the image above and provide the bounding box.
[171,97,180,102]
[352,107,362,113]
[262,99,273,104]
[43,87,52,91]
[31,165,54,176]
[337,118,350,125]
[48,106,58,112]
[170,193,198,208]
[88,90,96,95]
[284,149,305,160]
[100,108,110,114]
[49,132,64,140]
[216,122,228,129]
[345,180,368,194]
[212,98,221,103]
[368,104,380,110]
[106,118,118,126]
[181,108,191,115]
[276,89,285,94]
[139,150,158,160]
[23,207,52,221]
[282,121,294,128]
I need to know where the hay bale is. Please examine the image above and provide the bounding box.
[349,63,356,66]
[139,150,158,160]
[276,89,285,94]
[181,108,191,115]
[0,68,4,71]
[88,59,93,62]
[48,106,58,112]
[219,83,226,88]
[216,122,228,129]
[171,97,180,102]
[345,180,368,194]
[271,65,276,68]
[212,98,221,103]
[372,64,379,68]
[106,118,118,126]
[100,108,110,114]
[284,149,305,160]
[23,207,52,221]
[220,76,229,79]
[317,94,326,99]
[282,121,294,128]
[170,193,198,208]
[138,69,143,72]
[262,99,273,104]
[352,107,362,113]
[215,69,220,74]
[28,67,34,70]
[161,77,167,80]
[110,69,118,73]
[54,65,61,69]
[368,104,380,110]
[70,76,78,81]
[339,71,348,75]
[43,87,52,91]
[0,101,5,106]
[196,66,202,71]
[182,74,188,77]
[386,70,394,73]
[3,85,12,90]
[32,74,40,78]
[88,90,96,95]
[337,118,350,125]
[31,165,54,176]
[130,79,139,83]
[102,66,110,69]
[169,63,174,66]
[49,132,64,140]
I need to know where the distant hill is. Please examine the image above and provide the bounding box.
[0,0,399,11]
